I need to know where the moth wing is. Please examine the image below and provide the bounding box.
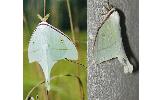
[62,36,78,60]
[94,11,122,64]
[41,25,78,90]
[45,25,78,61]
[28,26,44,63]
[94,10,133,73]
[28,24,78,64]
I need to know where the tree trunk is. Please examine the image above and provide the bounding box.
[87,0,139,100]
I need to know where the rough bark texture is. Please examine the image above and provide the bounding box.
[87,0,139,100]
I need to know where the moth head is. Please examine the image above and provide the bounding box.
[103,0,113,11]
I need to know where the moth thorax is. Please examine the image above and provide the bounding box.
[39,21,48,25]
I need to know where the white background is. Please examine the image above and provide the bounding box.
[140,0,162,100]
[0,0,162,99]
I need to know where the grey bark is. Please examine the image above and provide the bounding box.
[87,0,139,100]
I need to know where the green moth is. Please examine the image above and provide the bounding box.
[93,6,133,73]
[28,14,78,91]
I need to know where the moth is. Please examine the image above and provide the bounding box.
[93,4,133,73]
[28,14,78,91]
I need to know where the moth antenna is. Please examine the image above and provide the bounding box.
[37,14,43,21]
[103,0,113,11]
[107,0,110,5]
[37,13,50,22]
[103,4,109,11]
[43,13,50,21]
[65,58,87,69]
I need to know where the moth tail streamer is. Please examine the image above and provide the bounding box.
[25,74,85,100]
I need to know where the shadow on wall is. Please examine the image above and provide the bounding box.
[117,8,139,73]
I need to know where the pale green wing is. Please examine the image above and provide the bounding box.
[94,9,133,73]
[28,22,78,90]
[44,23,78,61]
[94,11,122,63]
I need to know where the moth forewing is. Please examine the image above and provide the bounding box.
[93,7,133,73]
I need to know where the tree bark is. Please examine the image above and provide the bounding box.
[87,0,139,100]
